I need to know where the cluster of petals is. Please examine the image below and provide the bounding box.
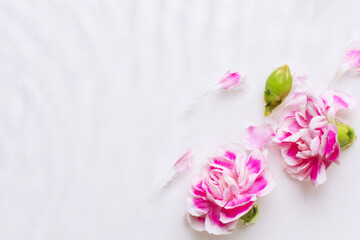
[271,88,354,186]
[187,143,274,235]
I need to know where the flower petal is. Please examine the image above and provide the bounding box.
[286,160,312,182]
[209,156,235,171]
[204,208,238,235]
[187,197,212,217]
[282,131,301,143]
[218,71,245,90]
[149,147,193,201]
[173,147,193,173]
[310,160,327,187]
[246,149,266,176]
[204,180,223,201]
[224,195,254,209]
[245,170,275,197]
[309,116,328,133]
[215,143,246,161]
[310,136,321,154]
[283,117,302,133]
[295,112,308,127]
[187,214,206,232]
[243,124,274,150]
[321,89,355,122]
[328,143,340,163]
[323,124,338,159]
[220,201,255,224]
[281,144,301,166]
[190,175,206,198]
[293,72,308,85]
[343,49,360,72]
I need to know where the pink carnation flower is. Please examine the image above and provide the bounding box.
[272,88,354,186]
[187,143,274,235]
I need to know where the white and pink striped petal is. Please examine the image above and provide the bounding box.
[218,71,246,90]
[149,147,193,201]
[321,89,355,122]
[243,124,274,150]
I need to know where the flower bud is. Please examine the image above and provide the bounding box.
[336,123,356,148]
[240,203,258,224]
[264,64,293,116]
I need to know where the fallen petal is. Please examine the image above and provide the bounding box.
[149,147,193,201]
[321,89,355,122]
[173,147,193,173]
[243,124,274,150]
[343,49,360,72]
[293,71,308,85]
[218,71,245,90]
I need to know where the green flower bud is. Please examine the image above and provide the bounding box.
[240,203,258,224]
[264,64,293,116]
[336,123,356,148]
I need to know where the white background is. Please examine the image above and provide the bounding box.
[0,0,360,239]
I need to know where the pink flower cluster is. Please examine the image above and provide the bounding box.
[182,46,357,235]
[187,143,274,235]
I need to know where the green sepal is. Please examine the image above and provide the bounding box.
[336,123,356,148]
[240,203,259,224]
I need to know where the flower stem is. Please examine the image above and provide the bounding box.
[148,170,175,202]
[186,84,219,110]
[327,71,340,89]
[320,62,339,70]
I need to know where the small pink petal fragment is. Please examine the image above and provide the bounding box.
[149,147,193,202]
[243,124,274,150]
[344,49,360,71]
[328,45,360,87]
[218,71,245,90]
[321,89,355,122]
[293,72,308,85]
[173,147,193,173]
[186,71,245,110]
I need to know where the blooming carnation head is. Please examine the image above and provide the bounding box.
[187,143,274,235]
[273,88,354,186]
